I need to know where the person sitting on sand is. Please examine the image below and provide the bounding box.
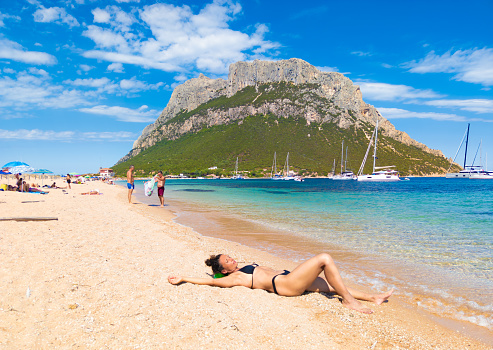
[168,253,393,314]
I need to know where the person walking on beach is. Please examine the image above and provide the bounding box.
[127,165,135,203]
[66,174,71,189]
[154,171,166,207]
[168,253,393,314]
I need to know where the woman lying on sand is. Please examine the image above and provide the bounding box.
[168,253,393,314]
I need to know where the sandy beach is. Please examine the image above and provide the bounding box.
[1,181,491,349]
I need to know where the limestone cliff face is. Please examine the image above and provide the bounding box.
[121,58,444,163]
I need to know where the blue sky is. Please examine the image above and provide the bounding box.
[1,0,492,174]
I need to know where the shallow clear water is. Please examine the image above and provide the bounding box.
[128,177,493,330]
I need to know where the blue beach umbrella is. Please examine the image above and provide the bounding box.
[31,169,54,186]
[2,161,30,168]
[32,169,53,174]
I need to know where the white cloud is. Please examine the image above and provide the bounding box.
[378,107,492,123]
[0,70,88,110]
[64,76,163,95]
[107,62,124,73]
[356,81,443,102]
[115,0,140,2]
[0,38,57,65]
[28,67,49,77]
[0,129,136,141]
[352,51,373,57]
[81,131,136,141]
[316,66,339,72]
[3,68,16,74]
[119,77,163,91]
[405,48,493,86]
[0,129,75,140]
[79,105,158,122]
[424,99,493,114]
[66,77,113,88]
[79,64,94,72]
[82,1,279,75]
[33,7,79,27]
[91,5,136,31]
[92,8,111,23]
[0,12,21,27]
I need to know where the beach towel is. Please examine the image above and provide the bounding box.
[144,177,156,196]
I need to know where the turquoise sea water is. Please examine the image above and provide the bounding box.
[126,177,493,330]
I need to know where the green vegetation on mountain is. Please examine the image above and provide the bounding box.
[113,112,457,178]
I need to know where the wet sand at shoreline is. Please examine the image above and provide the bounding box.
[1,181,491,348]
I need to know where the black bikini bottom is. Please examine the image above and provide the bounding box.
[272,270,290,294]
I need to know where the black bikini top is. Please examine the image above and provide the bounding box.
[239,263,258,275]
[238,263,258,288]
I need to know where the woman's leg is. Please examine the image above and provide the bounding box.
[276,253,374,314]
[307,277,393,305]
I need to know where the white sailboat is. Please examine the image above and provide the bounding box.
[332,140,356,180]
[445,124,493,179]
[357,117,400,182]
[468,140,493,180]
[231,157,244,179]
[282,152,295,180]
[270,152,283,180]
[281,152,304,181]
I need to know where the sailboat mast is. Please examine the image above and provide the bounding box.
[274,152,277,174]
[287,152,290,176]
[345,146,348,172]
[464,123,470,169]
[340,140,344,174]
[480,139,483,169]
[372,117,379,173]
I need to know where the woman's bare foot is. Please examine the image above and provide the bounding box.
[342,299,374,314]
[371,289,394,305]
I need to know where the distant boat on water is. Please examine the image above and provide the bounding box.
[332,140,356,180]
[270,152,283,180]
[357,116,400,182]
[279,152,303,181]
[231,157,244,179]
[446,124,493,179]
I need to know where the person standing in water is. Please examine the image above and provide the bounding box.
[127,165,135,203]
[154,171,166,207]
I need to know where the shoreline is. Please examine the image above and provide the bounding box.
[1,181,491,348]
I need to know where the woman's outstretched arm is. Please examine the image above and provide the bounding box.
[168,274,247,288]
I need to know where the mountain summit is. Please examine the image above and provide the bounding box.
[116,58,453,176]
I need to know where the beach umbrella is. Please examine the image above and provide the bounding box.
[0,170,11,175]
[31,169,54,186]
[8,165,36,174]
[68,172,79,176]
[2,161,29,168]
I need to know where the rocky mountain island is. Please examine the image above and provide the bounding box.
[114,58,456,177]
